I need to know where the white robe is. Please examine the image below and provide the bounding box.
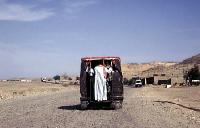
[94,65,107,101]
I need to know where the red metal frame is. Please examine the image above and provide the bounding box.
[81,56,120,61]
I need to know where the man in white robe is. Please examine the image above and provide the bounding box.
[94,65,107,101]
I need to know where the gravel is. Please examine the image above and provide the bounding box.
[0,86,200,128]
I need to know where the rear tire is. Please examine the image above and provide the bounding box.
[80,101,88,110]
[111,101,122,109]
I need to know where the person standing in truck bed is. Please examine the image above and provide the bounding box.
[94,64,107,101]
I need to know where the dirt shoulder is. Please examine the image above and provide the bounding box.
[128,85,200,127]
[0,81,70,101]
[142,86,200,109]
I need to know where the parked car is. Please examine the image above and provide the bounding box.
[135,79,142,87]
[80,56,123,110]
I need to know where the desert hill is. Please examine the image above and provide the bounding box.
[180,53,200,64]
[122,53,200,80]
[122,62,176,79]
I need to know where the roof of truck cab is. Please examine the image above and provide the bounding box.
[81,56,120,61]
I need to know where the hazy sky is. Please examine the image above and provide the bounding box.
[0,0,200,79]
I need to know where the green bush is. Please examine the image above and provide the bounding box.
[53,75,60,81]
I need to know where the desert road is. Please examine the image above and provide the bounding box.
[0,86,200,128]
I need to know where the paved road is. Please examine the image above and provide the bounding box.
[0,86,199,128]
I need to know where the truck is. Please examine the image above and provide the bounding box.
[80,57,123,110]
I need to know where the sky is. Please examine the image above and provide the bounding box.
[0,0,200,79]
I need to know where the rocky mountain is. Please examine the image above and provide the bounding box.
[180,53,200,64]
[122,53,200,79]
[122,62,177,79]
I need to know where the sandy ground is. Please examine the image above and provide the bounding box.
[0,81,67,100]
[0,84,200,128]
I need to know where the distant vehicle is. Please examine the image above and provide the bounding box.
[80,56,123,110]
[135,79,142,87]
[41,77,47,82]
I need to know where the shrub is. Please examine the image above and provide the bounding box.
[53,75,60,81]
[185,65,200,85]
